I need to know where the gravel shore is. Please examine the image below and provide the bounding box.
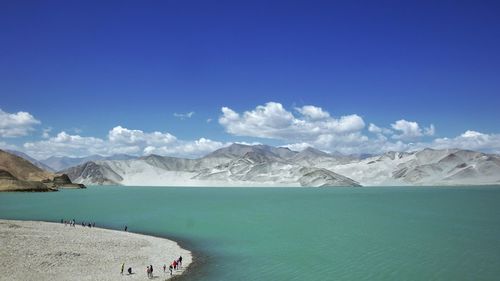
[0,219,191,281]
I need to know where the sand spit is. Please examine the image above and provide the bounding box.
[0,219,191,281]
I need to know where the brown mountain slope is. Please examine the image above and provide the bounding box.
[0,150,85,192]
[0,150,53,181]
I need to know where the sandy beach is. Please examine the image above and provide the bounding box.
[0,219,192,281]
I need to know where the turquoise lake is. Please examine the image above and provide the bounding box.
[1,186,500,280]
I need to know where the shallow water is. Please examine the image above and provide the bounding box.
[1,186,500,281]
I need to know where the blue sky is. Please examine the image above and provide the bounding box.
[1,0,499,159]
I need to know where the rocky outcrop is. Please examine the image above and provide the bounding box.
[51,174,85,189]
[0,169,53,192]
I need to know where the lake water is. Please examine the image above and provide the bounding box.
[1,186,500,281]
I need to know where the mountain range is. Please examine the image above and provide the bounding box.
[38,143,500,187]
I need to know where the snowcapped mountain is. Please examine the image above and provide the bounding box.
[61,144,500,187]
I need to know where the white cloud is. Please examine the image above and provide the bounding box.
[368,123,382,134]
[143,138,228,158]
[108,126,177,146]
[173,111,195,119]
[23,126,227,159]
[430,130,500,153]
[461,130,481,138]
[424,124,435,136]
[219,102,365,140]
[0,109,40,137]
[295,105,330,119]
[24,131,108,159]
[391,119,434,140]
[3,103,498,159]
[283,142,314,152]
[368,123,393,135]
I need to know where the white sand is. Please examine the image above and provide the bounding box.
[0,219,192,281]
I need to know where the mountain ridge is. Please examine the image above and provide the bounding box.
[59,144,500,187]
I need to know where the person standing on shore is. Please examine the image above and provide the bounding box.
[163,264,166,273]
[150,264,153,277]
[168,265,173,276]
[121,262,125,275]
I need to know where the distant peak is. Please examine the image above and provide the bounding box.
[229,143,250,148]
[302,147,329,155]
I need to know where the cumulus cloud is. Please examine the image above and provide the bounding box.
[0,109,40,137]
[368,123,393,135]
[216,102,460,155]
[143,138,228,157]
[173,111,195,119]
[391,119,435,140]
[3,103,498,159]
[108,126,177,146]
[24,132,108,158]
[295,105,330,120]
[219,102,365,140]
[23,126,228,159]
[430,130,500,154]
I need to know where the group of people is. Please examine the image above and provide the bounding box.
[120,255,183,278]
[61,219,76,227]
[61,219,95,228]
[163,256,183,276]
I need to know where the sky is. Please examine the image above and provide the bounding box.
[1,0,500,159]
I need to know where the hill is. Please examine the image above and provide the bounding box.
[0,150,85,192]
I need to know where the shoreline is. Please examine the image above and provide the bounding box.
[0,219,193,281]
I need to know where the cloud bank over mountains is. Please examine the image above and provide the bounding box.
[1,102,499,159]
[21,126,228,159]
